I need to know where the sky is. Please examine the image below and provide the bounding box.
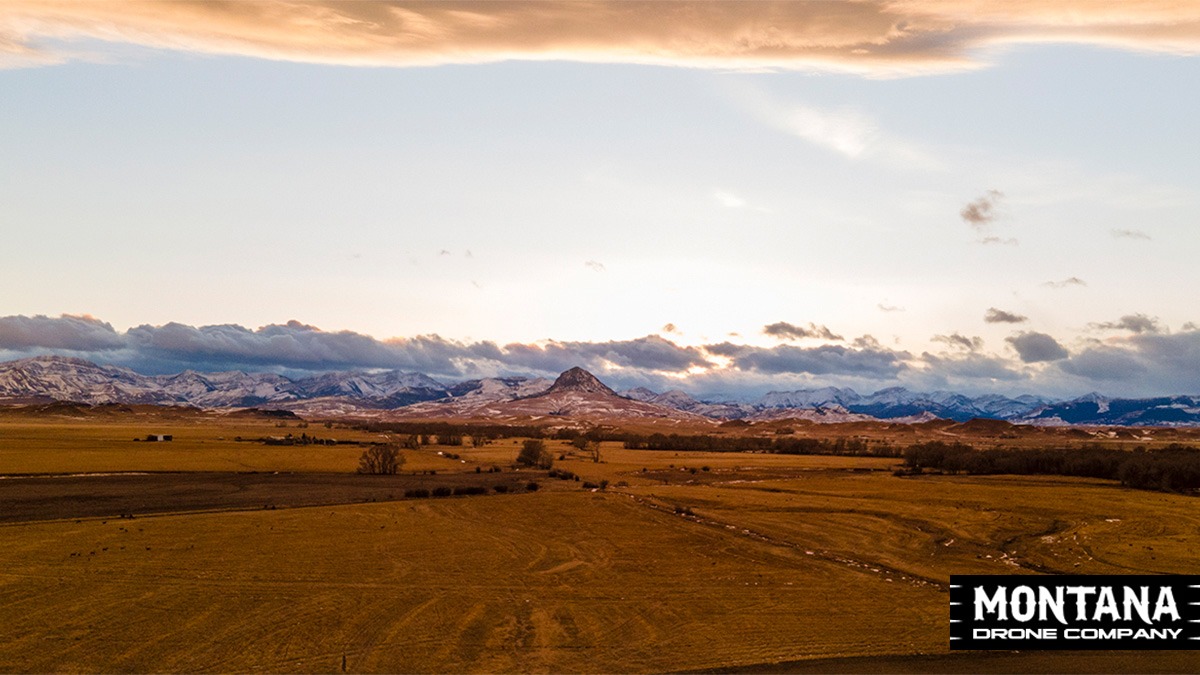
[2,1,1200,400]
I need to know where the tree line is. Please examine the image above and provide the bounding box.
[902,441,1200,493]
[616,432,900,457]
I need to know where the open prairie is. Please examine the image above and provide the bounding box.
[0,416,1197,673]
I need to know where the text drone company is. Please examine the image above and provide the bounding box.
[950,575,1200,650]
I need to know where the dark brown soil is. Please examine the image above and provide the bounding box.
[0,470,544,523]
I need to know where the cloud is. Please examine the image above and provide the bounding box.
[6,2,1200,75]
[960,190,1017,244]
[932,333,983,352]
[706,342,907,378]
[1111,229,1151,241]
[1006,331,1069,363]
[763,321,844,342]
[10,313,1200,399]
[1089,313,1163,334]
[0,314,124,351]
[0,314,720,379]
[1058,346,1147,381]
[920,352,1025,381]
[122,320,473,374]
[496,335,711,374]
[1043,276,1087,289]
[661,323,679,335]
[584,260,606,272]
[878,303,905,312]
[960,190,1003,229]
[984,307,1028,324]
[853,335,883,349]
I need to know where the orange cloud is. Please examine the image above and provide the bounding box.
[3,1,1200,74]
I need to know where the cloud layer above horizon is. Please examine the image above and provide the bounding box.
[5,1,1200,74]
[4,314,1200,399]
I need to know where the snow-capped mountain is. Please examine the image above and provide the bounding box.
[154,370,295,407]
[0,356,169,404]
[400,367,713,424]
[1020,394,1200,427]
[754,386,1048,422]
[447,376,553,401]
[394,376,556,418]
[288,370,448,407]
[3,355,1200,426]
[620,387,659,403]
[0,356,446,408]
[644,389,756,419]
[758,386,862,409]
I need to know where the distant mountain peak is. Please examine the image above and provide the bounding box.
[546,367,616,396]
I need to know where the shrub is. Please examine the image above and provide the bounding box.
[526,481,540,492]
[517,439,554,469]
[493,484,509,494]
[453,486,488,496]
[582,481,599,489]
[431,487,452,498]
[404,488,431,498]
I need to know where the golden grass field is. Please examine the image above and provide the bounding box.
[1,417,1198,673]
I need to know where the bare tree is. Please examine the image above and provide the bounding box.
[571,437,601,463]
[358,444,405,475]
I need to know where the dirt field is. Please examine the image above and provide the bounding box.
[0,471,543,523]
[0,416,1197,673]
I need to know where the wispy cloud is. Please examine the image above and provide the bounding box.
[878,303,905,313]
[1043,276,1087,289]
[984,308,1028,324]
[932,333,983,352]
[979,236,1018,246]
[763,322,844,342]
[960,190,1018,245]
[1111,228,1151,241]
[733,86,942,168]
[961,190,1004,229]
[1089,313,1163,335]
[584,260,606,273]
[768,103,879,158]
[713,190,746,208]
[5,2,1200,75]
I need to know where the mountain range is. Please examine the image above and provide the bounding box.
[1,355,1199,426]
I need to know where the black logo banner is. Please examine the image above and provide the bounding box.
[950,575,1200,650]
